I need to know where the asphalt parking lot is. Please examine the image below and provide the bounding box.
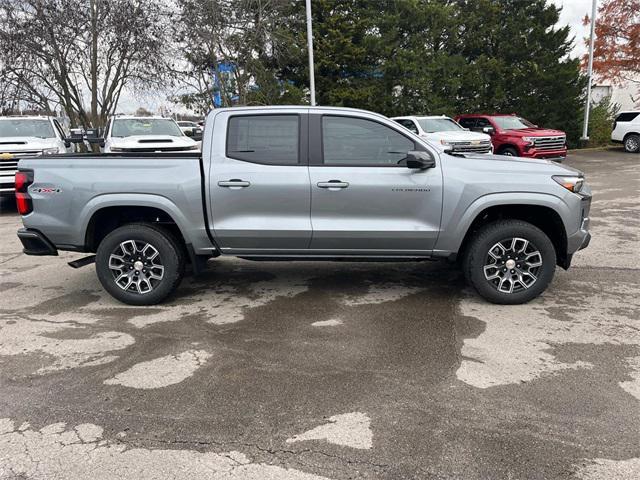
[0,148,638,480]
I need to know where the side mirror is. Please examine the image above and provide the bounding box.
[406,150,435,170]
[85,128,105,147]
[184,129,194,137]
[482,126,495,135]
[66,129,85,146]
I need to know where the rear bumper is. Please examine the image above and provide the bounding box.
[17,228,58,256]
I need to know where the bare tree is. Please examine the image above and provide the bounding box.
[172,0,301,113]
[0,0,172,127]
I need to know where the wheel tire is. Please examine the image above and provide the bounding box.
[498,146,519,157]
[95,223,185,305]
[623,134,640,153]
[462,220,556,304]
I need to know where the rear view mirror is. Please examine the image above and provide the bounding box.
[406,150,435,170]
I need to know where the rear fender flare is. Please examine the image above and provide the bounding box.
[79,193,194,246]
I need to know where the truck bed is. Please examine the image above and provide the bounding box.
[18,153,213,253]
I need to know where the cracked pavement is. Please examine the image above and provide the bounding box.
[0,148,639,479]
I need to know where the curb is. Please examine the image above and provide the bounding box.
[568,145,621,153]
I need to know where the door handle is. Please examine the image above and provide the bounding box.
[317,180,349,189]
[218,179,250,188]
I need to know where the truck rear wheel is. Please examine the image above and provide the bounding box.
[462,220,556,304]
[95,223,185,305]
[624,134,640,153]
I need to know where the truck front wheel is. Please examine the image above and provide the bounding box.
[498,146,519,157]
[462,220,556,304]
[95,223,185,305]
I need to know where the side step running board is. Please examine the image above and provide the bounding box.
[68,255,96,269]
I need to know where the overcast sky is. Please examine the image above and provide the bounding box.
[119,0,595,115]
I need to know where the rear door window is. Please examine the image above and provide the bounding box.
[226,115,300,165]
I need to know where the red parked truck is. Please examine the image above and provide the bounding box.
[455,114,567,162]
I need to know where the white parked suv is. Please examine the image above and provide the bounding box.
[97,116,200,153]
[0,116,73,196]
[611,111,640,153]
[392,115,493,154]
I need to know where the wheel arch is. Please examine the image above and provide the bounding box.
[497,143,520,155]
[459,204,568,268]
[81,195,192,252]
[438,193,572,269]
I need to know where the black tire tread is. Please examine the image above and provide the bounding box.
[462,219,556,304]
[624,133,640,153]
[95,223,185,305]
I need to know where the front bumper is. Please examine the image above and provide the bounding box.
[523,147,567,162]
[17,228,58,256]
[567,194,592,254]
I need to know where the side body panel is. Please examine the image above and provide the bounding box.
[434,154,586,255]
[307,110,444,254]
[18,155,212,253]
[205,109,312,253]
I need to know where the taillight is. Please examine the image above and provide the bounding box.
[15,170,34,215]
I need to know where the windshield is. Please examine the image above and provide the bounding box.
[417,118,463,133]
[111,118,183,137]
[0,119,56,139]
[492,116,535,130]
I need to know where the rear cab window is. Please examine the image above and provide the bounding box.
[226,115,300,165]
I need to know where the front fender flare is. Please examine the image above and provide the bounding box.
[435,192,572,254]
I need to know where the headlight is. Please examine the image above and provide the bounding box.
[42,147,61,155]
[522,136,535,144]
[553,175,584,193]
[440,140,453,146]
[110,147,124,152]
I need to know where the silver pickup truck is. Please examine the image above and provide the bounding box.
[16,106,591,305]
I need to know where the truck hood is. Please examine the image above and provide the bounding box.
[501,128,565,138]
[422,130,490,142]
[0,137,59,153]
[109,135,197,151]
[452,152,582,175]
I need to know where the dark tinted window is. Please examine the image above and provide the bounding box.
[227,115,299,165]
[616,112,639,122]
[322,116,414,166]
[394,119,419,134]
[458,118,477,129]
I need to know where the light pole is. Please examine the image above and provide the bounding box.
[581,0,598,142]
[305,0,316,106]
